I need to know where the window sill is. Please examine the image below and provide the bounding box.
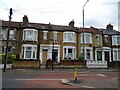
[22,40,38,42]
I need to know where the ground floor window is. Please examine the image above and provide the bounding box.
[0,46,4,53]
[22,44,37,59]
[0,46,13,53]
[113,48,120,61]
[63,46,76,60]
[97,51,102,61]
[81,47,93,60]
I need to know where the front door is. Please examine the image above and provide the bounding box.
[105,52,109,63]
[54,50,58,62]
[42,49,48,63]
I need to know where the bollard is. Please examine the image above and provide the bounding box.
[74,66,78,83]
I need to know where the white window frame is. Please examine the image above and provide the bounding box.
[104,35,108,43]
[81,47,93,60]
[96,34,100,44]
[112,35,120,45]
[9,30,14,40]
[63,32,76,43]
[23,29,38,41]
[0,29,7,40]
[113,48,120,61]
[81,33,92,44]
[22,44,37,59]
[54,31,58,43]
[43,31,48,40]
[63,46,76,60]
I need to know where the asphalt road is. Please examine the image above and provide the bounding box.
[2,69,119,89]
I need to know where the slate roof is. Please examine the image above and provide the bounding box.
[99,29,120,35]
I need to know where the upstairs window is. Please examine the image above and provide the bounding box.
[112,35,120,45]
[63,32,76,43]
[23,29,38,41]
[9,30,14,40]
[104,35,108,43]
[43,31,48,40]
[54,32,58,43]
[81,33,92,44]
[96,34,100,44]
[0,29,6,40]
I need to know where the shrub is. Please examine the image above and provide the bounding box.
[0,53,16,64]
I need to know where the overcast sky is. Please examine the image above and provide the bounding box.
[0,0,119,30]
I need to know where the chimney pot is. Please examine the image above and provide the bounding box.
[69,20,75,27]
[106,23,113,30]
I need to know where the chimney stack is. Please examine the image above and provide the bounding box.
[23,15,29,23]
[106,23,113,30]
[69,20,75,27]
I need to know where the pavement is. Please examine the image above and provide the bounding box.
[2,68,120,74]
[61,78,119,88]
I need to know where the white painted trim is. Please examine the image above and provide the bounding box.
[113,48,120,61]
[63,32,76,43]
[95,47,111,62]
[40,44,60,63]
[23,28,38,41]
[43,31,48,33]
[63,46,76,60]
[81,47,93,60]
[81,33,92,44]
[22,44,37,59]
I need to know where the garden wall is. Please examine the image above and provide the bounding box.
[12,60,40,69]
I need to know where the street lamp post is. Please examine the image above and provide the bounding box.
[3,8,13,72]
[82,0,89,68]
[51,39,54,71]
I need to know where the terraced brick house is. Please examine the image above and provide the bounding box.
[78,27,106,68]
[1,16,120,68]
[99,23,120,67]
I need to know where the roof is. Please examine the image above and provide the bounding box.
[51,25,77,32]
[99,29,120,35]
[2,20,20,28]
[78,26,102,34]
[1,20,77,32]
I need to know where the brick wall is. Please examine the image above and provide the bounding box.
[12,60,40,69]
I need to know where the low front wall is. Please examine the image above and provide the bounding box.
[60,60,83,65]
[0,64,12,69]
[87,61,108,68]
[12,60,40,69]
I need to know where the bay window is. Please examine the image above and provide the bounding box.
[23,29,38,41]
[112,35,120,45]
[63,32,76,43]
[63,46,76,60]
[0,29,6,39]
[113,48,120,61]
[22,44,37,59]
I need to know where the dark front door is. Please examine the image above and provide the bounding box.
[105,52,110,63]
[54,50,58,62]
